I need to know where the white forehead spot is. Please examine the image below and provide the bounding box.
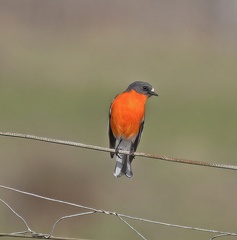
[151,88,155,92]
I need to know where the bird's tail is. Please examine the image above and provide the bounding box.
[114,154,133,178]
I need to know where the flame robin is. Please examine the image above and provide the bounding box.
[108,81,158,178]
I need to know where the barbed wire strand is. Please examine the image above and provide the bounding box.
[1,185,237,240]
[0,131,237,171]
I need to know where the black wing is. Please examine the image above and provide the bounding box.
[130,119,144,162]
[108,102,116,158]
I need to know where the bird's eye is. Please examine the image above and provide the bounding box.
[143,86,148,91]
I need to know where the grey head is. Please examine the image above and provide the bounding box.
[125,81,158,97]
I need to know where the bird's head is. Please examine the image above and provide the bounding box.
[126,81,158,97]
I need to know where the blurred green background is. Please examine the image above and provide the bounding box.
[1,1,237,239]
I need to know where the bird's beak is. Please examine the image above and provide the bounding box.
[150,88,158,97]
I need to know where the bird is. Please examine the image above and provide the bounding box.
[108,81,158,178]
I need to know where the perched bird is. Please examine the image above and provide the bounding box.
[108,81,158,178]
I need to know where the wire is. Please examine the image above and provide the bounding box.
[0,131,237,171]
[1,185,237,240]
[1,131,237,239]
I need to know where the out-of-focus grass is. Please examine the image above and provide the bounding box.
[1,25,237,239]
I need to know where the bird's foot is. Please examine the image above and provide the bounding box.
[115,147,123,159]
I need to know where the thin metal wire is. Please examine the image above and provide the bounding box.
[117,214,147,240]
[1,131,237,239]
[0,185,96,212]
[1,185,237,240]
[210,233,237,240]
[0,232,88,240]
[0,131,237,171]
[118,213,236,235]
[49,212,96,238]
[0,199,33,233]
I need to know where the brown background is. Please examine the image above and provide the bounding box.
[1,1,237,239]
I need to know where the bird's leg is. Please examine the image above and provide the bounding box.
[115,139,123,159]
[130,144,135,160]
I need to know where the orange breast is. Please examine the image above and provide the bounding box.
[110,90,148,139]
